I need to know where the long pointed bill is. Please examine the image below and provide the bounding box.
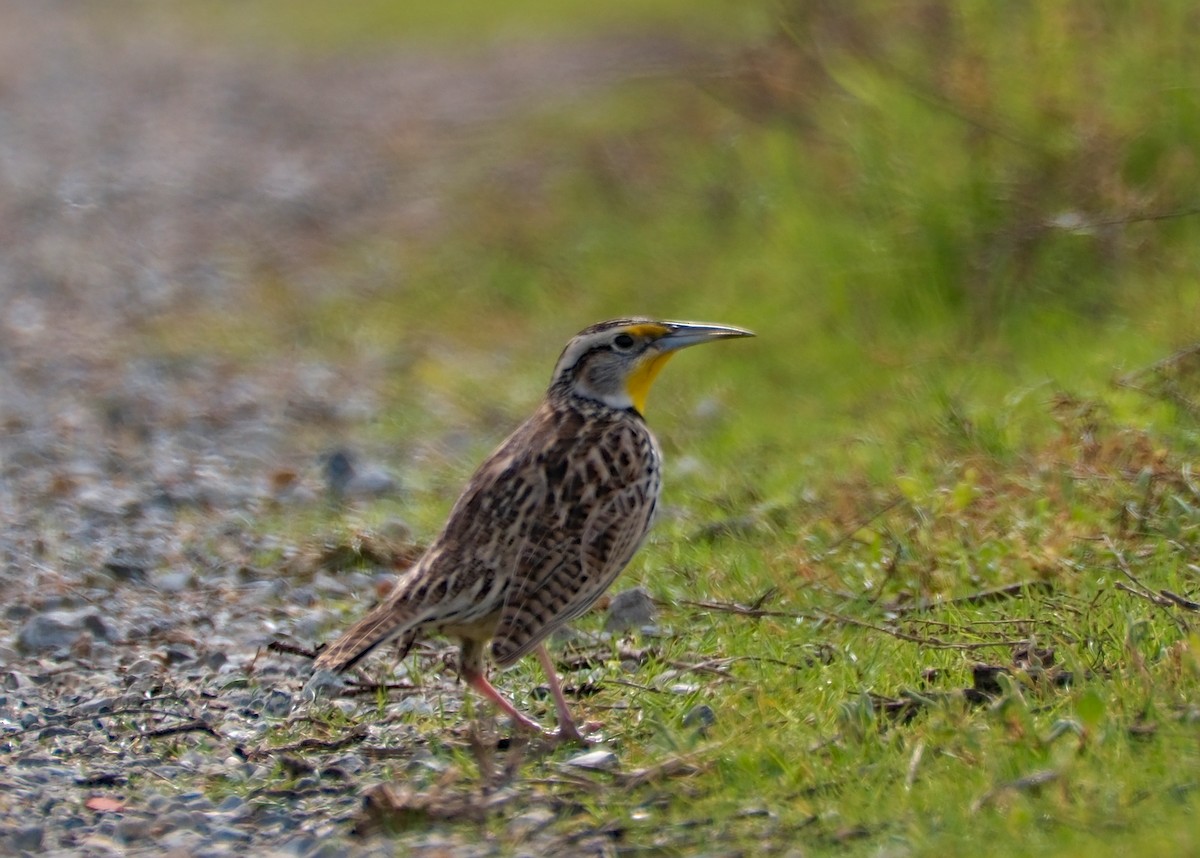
[626,321,755,413]
[655,321,756,352]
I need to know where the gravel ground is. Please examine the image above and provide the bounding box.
[0,3,694,853]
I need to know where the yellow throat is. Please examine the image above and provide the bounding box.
[626,351,675,414]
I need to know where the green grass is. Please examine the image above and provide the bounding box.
[147,0,1200,853]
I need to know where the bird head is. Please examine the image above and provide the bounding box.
[549,318,754,414]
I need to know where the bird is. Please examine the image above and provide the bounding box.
[313,318,753,742]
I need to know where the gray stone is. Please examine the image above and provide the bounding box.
[160,830,205,852]
[77,833,125,854]
[162,644,196,665]
[345,467,398,498]
[304,840,349,858]
[262,689,294,718]
[160,809,210,833]
[324,449,397,499]
[604,587,656,632]
[5,604,34,621]
[181,793,215,811]
[116,817,154,843]
[302,669,345,701]
[153,568,194,593]
[103,549,149,582]
[125,658,160,677]
[76,696,121,715]
[683,703,717,732]
[216,795,245,812]
[379,517,413,543]
[285,835,318,856]
[211,825,253,843]
[81,611,115,640]
[195,846,238,858]
[7,825,44,852]
[563,749,619,771]
[16,612,86,653]
[143,793,171,812]
[204,651,229,671]
[20,608,115,652]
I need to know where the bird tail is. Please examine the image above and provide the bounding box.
[312,599,415,673]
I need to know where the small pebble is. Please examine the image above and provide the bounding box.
[116,817,153,843]
[144,793,172,812]
[683,703,716,726]
[204,651,229,671]
[216,795,245,812]
[345,467,397,498]
[604,587,656,632]
[563,749,620,771]
[81,612,116,640]
[103,550,148,582]
[304,840,349,858]
[153,568,194,593]
[211,825,253,843]
[162,644,196,665]
[302,670,345,702]
[195,846,237,858]
[285,834,317,856]
[184,795,216,811]
[323,449,397,499]
[379,517,413,542]
[683,703,717,733]
[261,690,294,717]
[8,825,44,852]
[5,604,34,621]
[125,658,160,677]
[79,833,125,854]
[161,809,208,833]
[16,611,90,653]
[324,449,356,497]
[160,830,204,852]
[77,696,120,715]
[508,807,555,835]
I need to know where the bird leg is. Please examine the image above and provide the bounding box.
[462,668,549,736]
[535,643,586,744]
[461,645,592,744]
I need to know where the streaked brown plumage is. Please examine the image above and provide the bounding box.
[313,318,753,741]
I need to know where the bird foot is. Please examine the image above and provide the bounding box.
[538,718,604,747]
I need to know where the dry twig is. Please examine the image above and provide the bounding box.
[886,580,1055,615]
[140,719,221,740]
[816,610,1030,651]
[240,725,369,761]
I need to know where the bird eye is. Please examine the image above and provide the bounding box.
[613,333,635,350]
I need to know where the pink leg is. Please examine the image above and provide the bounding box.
[535,643,585,744]
[462,650,591,744]
[463,669,548,735]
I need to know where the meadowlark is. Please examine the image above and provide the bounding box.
[313,318,753,742]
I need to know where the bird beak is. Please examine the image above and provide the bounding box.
[653,321,756,352]
[624,321,753,414]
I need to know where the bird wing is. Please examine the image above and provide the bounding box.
[490,425,656,668]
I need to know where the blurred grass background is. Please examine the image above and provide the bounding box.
[193,0,767,47]
[175,0,1200,483]
[137,1,1200,852]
